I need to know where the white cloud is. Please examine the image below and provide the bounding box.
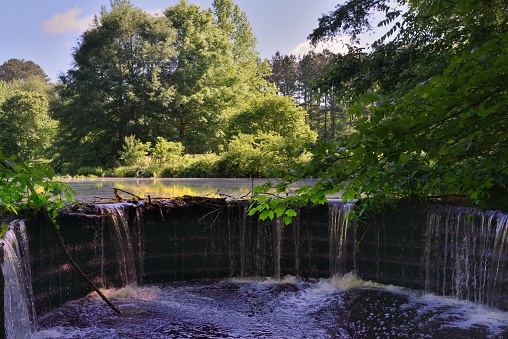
[289,38,351,57]
[42,8,95,35]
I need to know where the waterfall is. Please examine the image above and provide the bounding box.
[274,217,283,280]
[96,203,138,287]
[329,201,356,277]
[425,206,508,308]
[1,220,36,339]
[487,211,508,308]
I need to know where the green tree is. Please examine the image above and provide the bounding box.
[0,92,57,161]
[269,52,298,97]
[118,135,151,167]
[226,94,317,172]
[151,137,184,164]
[163,0,270,153]
[218,133,286,177]
[0,59,48,82]
[212,0,271,97]
[252,0,508,221]
[0,151,74,218]
[163,1,233,152]
[55,1,176,172]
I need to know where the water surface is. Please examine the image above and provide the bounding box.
[36,275,508,339]
[60,178,319,202]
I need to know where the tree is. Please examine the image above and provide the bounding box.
[268,50,352,142]
[0,92,57,161]
[0,59,48,82]
[212,0,271,96]
[269,52,298,97]
[252,0,508,222]
[226,94,317,172]
[55,1,176,172]
[162,0,271,153]
[162,1,234,153]
[118,135,151,167]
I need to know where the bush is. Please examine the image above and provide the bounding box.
[152,137,184,163]
[118,135,151,167]
[215,133,283,178]
[177,154,220,178]
[112,166,139,178]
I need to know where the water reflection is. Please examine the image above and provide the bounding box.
[61,178,317,202]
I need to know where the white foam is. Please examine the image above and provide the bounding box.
[330,272,383,290]
[414,293,508,335]
[88,285,139,298]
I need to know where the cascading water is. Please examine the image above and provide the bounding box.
[329,201,356,277]
[1,220,36,339]
[273,217,283,280]
[425,206,508,309]
[487,210,508,309]
[96,203,138,287]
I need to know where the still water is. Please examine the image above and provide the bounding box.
[36,275,508,339]
[60,178,317,202]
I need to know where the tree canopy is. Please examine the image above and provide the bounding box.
[54,0,275,172]
[0,58,48,82]
[252,0,508,222]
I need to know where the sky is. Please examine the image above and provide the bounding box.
[1,0,360,82]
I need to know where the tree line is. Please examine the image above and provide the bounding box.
[0,0,321,178]
[252,0,508,222]
[2,0,505,213]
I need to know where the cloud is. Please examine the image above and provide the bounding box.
[289,38,351,57]
[42,8,95,35]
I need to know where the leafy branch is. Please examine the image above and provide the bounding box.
[0,152,75,221]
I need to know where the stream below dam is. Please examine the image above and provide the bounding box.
[35,276,508,339]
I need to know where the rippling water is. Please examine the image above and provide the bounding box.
[36,275,508,339]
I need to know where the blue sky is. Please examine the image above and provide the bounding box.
[1,0,357,82]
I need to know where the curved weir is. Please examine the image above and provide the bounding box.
[1,199,508,337]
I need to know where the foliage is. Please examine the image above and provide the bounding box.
[175,154,221,178]
[75,166,105,177]
[0,151,74,220]
[227,94,316,146]
[162,0,270,153]
[251,0,508,222]
[0,91,58,161]
[112,166,140,178]
[152,137,184,164]
[216,133,285,178]
[118,135,152,167]
[269,50,353,142]
[55,0,273,170]
[54,1,177,171]
[0,58,48,82]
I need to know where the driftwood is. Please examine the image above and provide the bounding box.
[112,187,142,201]
[45,210,121,315]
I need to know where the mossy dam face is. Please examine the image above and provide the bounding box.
[1,198,508,338]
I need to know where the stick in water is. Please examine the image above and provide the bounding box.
[47,210,122,315]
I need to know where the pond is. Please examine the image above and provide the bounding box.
[60,178,322,202]
[35,275,508,339]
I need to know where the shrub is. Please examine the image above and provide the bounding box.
[177,154,220,178]
[152,137,184,163]
[76,166,105,177]
[118,135,151,167]
[112,166,139,178]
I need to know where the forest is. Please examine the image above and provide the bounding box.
[0,0,507,215]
